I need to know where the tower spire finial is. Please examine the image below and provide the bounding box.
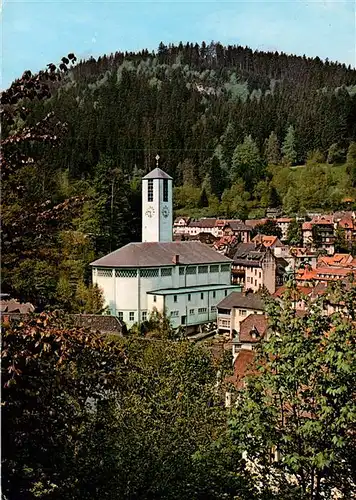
[155,154,160,168]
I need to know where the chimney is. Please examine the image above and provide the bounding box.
[172,254,180,265]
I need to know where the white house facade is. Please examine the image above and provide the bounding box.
[91,166,241,329]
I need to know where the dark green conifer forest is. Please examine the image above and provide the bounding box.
[2,42,356,308]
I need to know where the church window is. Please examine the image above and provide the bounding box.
[142,311,147,321]
[147,179,154,202]
[115,269,137,278]
[220,264,230,272]
[117,311,123,321]
[186,266,197,275]
[141,268,159,278]
[174,295,178,303]
[97,269,112,277]
[210,265,219,273]
[161,268,172,277]
[129,312,135,322]
[198,265,208,274]
[163,179,169,202]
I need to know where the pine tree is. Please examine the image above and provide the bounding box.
[209,156,226,199]
[231,135,263,189]
[197,187,209,208]
[282,125,297,165]
[264,131,281,165]
[283,187,299,214]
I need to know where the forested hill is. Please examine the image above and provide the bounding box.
[2,42,356,309]
[19,41,356,178]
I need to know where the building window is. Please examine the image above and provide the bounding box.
[163,179,168,202]
[255,269,257,276]
[219,319,230,328]
[161,267,172,277]
[174,295,178,303]
[115,269,137,278]
[210,265,219,273]
[147,179,153,202]
[220,264,230,272]
[153,295,157,302]
[198,265,208,274]
[179,267,185,275]
[117,311,123,321]
[189,309,195,315]
[141,268,159,278]
[142,311,147,321]
[97,269,112,277]
[240,310,247,316]
[171,310,179,317]
[212,291,216,298]
[129,312,135,322]
[200,292,204,300]
[211,305,216,312]
[198,307,207,314]
[188,293,191,301]
[259,271,261,278]
[186,266,197,275]
[225,290,228,296]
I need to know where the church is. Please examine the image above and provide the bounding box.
[90,162,241,329]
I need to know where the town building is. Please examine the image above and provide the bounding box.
[275,217,293,242]
[231,313,268,359]
[91,164,241,329]
[231,243,276,294]
[217,291,265,338]
[302,215,335,254]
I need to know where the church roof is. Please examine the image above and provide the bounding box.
[143,168,172,180]
[90,241,232,268]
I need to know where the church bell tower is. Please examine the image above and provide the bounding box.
[142,155,173,242]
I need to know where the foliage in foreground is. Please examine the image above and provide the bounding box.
[2,284,356,499]
[229,282,356,499]
[1,312,248,500]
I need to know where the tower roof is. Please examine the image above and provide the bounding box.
[143,167,172,180]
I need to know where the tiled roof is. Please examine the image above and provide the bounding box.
[245,219,268,228]
[302,222,313,230]
[0,299,35,314]
[224,220,251,232]
[188,218,217,228]
[90,241,232,267]
[143,168,172,180]
[276,218,293,223]
[252,234,283,248]
[227,350,257,389]
[273,285,314,298]
[317,253,353,268]
[217,291,265,310]
[239,314,268,342]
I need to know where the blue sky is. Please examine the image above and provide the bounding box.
[2,0,356,88]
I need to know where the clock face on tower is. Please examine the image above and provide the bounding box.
[161,205,170,218]
[145,206,155,218]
